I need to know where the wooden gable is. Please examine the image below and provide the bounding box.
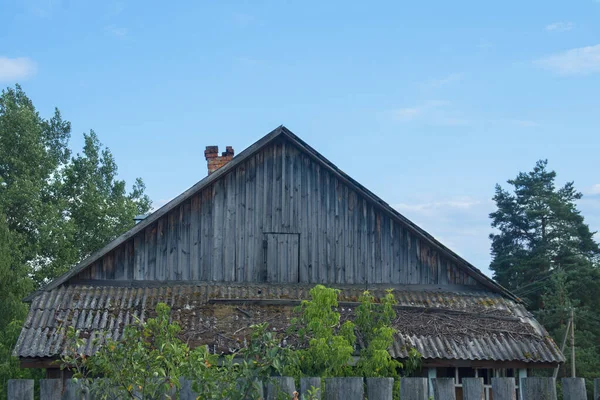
[33,127,513,299]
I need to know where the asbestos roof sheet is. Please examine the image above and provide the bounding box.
[14,283,564,364]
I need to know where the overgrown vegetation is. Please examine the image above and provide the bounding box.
[60,287,421,399]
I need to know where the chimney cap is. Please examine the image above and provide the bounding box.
[205,146,219,158]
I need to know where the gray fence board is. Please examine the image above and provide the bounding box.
[40,379,62,400]
[521,377,556,400]
[180,378,199,400]
[8,380,34,400]
[595,378,599,400]
[62,380,89,400]
[301,377,322,400]
[366,377,394,400]
[400,377,428,400]
[462,378,484,400]
[324,377,363,400]
[432,378,456,400]
[265,377,296,400]
[562,378,587,400]
[491,378,516,400]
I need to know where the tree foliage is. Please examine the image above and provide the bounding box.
[292,285,356,377]
[0,85,152,398]
[489,159,600,390]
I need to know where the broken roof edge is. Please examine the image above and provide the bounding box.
[24,125,517,303]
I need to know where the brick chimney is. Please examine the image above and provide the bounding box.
[205,145,234,175]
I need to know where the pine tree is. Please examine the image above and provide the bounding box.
[489,160,600,389]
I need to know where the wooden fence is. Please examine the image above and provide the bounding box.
[7,376,600,399]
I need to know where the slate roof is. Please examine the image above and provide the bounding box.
[15,283,564,364]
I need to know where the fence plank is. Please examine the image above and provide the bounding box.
[62,379,89,400]
[8,380,34,400]
[491,378,516,400]
[432,378,456,400]
[324,377,363,400]
[595,378,600,400]
[301,377,322,400]
[400,377,428,400]
[40,379,62,400]
[366,377,394,400]
[265,377,296,400]
[180,378,199,400]
[562,378,587,400]
[462,378,484,400]
[521,377,556,400]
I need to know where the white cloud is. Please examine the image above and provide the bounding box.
[392,100,449,122]
[0,57,37,82]
[420,73,462,90]
[105,25,128,38]
[545,21,574,32]
[507,119,540,127]
[584,184,600,195]
[394,197,485,217]
[537,44,600,74]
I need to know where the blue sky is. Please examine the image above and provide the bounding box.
[2,0,599,276]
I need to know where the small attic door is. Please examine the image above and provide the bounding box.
[264,233,300,283]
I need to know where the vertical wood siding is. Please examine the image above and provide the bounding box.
[74,138,480,287]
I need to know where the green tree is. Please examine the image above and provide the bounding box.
[489,159,599,307]
[292,285,356,377]
[0,85,152,397]
[58,130,151,268]
[354,290,403,378]
[489,160,600,392]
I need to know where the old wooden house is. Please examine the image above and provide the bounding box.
[15,126,563,397]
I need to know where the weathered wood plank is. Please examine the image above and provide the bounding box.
[145,224,156,280]
[265,377,295,400]
[179,200,191,280]
[366,377,394,400]
[324,377,363,400]
[317,164,326,283]
[156,217,167,280]
[246,156,256,282]
[491,377,516,400]
[114,245,126,280]
[8,379,34,400]
[125,239,134,280]
[462,378,484,400]
[400,377,428,400]
[433,378,456,400]
[103,251,114,280]
[190,194,201,280]
[521,377,556,400]
[40,379,62,400]
[223,172,236,282]
[179,378,198,400]
[253,151,266,282]
[212,179,224,281]
[167,209,179,280]
[561,378,586,400]
[236,162,246,282]
[301,377,321,400]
